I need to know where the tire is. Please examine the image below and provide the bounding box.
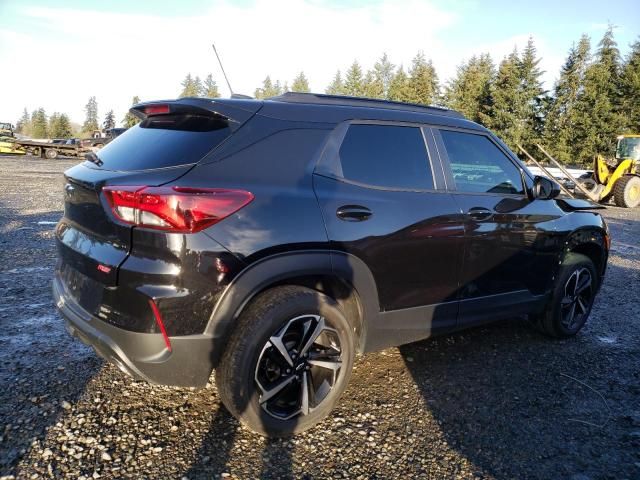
[613,175,640,208]
[44,148,58,160]
[531,253,598,338]
[216,285,355,437]
[94,143,104,149]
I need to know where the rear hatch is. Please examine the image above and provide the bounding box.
[57,98,260,293]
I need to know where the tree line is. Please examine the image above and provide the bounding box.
[14,26,639,166]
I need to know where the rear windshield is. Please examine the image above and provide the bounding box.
[90,114,231,171]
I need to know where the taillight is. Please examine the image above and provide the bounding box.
[103,186,253,233]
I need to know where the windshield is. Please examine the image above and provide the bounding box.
[616,137,640,161]
[0,123,12,131]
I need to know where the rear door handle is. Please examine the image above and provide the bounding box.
[467,207,493,221]
[336,205,372,222]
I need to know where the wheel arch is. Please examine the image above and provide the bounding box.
[205,250,380,355]
[564,227,608,279]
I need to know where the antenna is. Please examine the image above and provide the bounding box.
[212,43,234,96]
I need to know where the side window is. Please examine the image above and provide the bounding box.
[337,124,434,190]
[439,130,524,195]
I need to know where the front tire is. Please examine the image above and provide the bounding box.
[44,148,58,159]
[531,253,598,338]
[613,175,640,208]
[216,285,355,437]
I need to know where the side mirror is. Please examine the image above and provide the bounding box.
[532,175,561,200]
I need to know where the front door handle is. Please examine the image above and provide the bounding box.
[336,205,372,222]
[467,207,493,221]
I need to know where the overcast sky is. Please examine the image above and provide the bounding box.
[0,0,638,127]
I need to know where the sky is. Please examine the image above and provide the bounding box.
[0,0,638,128]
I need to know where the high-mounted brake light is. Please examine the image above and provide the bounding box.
[144,105,170,115]
[103,186,254,233]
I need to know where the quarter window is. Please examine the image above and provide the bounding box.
[337,124,434,190]
[440,130,524,195]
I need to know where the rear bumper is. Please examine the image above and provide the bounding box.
[53,275,217,388]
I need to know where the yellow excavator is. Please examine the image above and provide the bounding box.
[583,134,640,208]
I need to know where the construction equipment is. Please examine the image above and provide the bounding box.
[0,122,26,155]
[519,136,640,208]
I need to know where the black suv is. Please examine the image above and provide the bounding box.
[53,93,609,436]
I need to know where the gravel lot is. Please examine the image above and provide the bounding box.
[1,155,639,480]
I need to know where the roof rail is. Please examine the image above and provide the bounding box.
[268,92,465,118]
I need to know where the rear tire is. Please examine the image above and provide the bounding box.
[531,253,598,338]
[613,175,640,208]
[44,148,58,160]
[216,285,355,437]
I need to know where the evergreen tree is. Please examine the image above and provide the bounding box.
[16,108,30,134]
[484,49,523,149]
[444,54,495,123]
[619,38,640,132]
[179,73,203,97]
[573,26,625,163]
[387,66,413,103]
[122,96,141,128]
[56,114,73,138]
[344,61,365,97]
[254,76,282,99]
[82,96,99,133]
[326,70,346,95]
[362,70,384,99]
[103,110,115,130]
[31,108,48,139]
[48,113,60,137]
[518,37,546,152]
[291,72,310,93]
[543,36,591,163]
[203,74,221,98]
[373,53,395,98]
[407,52,439,105]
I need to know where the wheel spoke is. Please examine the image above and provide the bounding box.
[301,371,310,415]
[572,269,581,296]
[268,335,294,367]
[259,374,295,404]
[575,275,592,295]
[299,316,325,356]
[308,359,342,371]
[576,297,589,315]
[565,302,577,328]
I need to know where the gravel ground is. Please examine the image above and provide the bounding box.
[0,155,639,480]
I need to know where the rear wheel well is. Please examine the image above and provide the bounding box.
[569,242,604,277]
[247,275,365,353]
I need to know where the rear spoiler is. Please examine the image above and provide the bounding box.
[130,98,262,131]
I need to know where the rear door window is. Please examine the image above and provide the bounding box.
[92,114,231,171]
[336,124,434,190]
[439,129,524,195]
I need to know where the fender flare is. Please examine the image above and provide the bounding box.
[204,250,381,353]
[562,226,608,279]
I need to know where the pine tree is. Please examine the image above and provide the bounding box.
[203,74,221,98]
[344,61,365,97]
[573,26,625,163]
[254,76,282,99]
[407,52,439,105]
[56,114,73,138]
[543,36,591,163]
[373,53,395,98]
[103,110,115,130]
[31,108,48,139]
[362,70,384,99]
[518,37,546,152]
[291,72,310,93]
[122,96,141,128]
[387,66,413,103]
[444,54,495,123]
[620,38,640,132]
[326,70,346,95]
[48,113,60,137]
[179,73,203,97]
[82,96,99,134]
[16,108,30,134]
[484,49,523,149]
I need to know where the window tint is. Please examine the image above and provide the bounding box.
[440,130,524,194]
[92,114,231,171]
[337,124,433,190]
